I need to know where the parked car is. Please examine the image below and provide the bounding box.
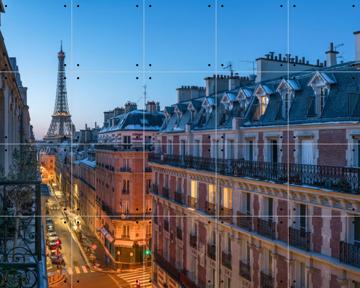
[47,231,58,238]
[48,240,61,250]
[49,251,64,266]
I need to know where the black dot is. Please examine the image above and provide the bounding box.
[77,4,79,7]
[280,64,283,66]
[77,77,80,80]
[293,4,296,7]
[352,4,356,7]
[149,64,152,67]
[136,64,139,67]
[64,64,66,67]
[4,4,7,7]
[77,64,80,67]
[149,77,152,79]
[221,64,224,67]
[149,4,152,7]
[64,77,66,79]
[221,4,224,7]
[280,4,283,7]
[136,77,139,79]
[136,4,139,7]
[208,64,211,67]
[64,4,67,7]
[208,4,211,7]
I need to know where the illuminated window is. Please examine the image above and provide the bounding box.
[260,96,269,116]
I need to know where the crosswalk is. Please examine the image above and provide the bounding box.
[66,265,93,275]
[116,267,152,288]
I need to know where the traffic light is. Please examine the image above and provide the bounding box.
[144,249,151,256]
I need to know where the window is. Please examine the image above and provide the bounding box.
[122,180,130,194]
[299,204,306,231]
[146,224,151,237]
[180,140,186,157]
[164,238,169,259]
[225,234,231,253]
[190,180,198,199]
[240,240,250,264]
[222,187,232,209]
[246,140,255,161]
[354,138,360,167]
[300,139,315,165]
[120,200,129,214]
[193,140,200,157]
[227,140,234,159]
[294,261,306,288]
[354,216,360,243]
[260,96,269,116]
[176,247,183,270]
[267,197,273,220]
[122,225,130,239]
[167,140,173,155]
[146,179,151,194]
[262,249,272,275]
[245,193,251,215]
[269,139,278,163]
[208,184,216,204]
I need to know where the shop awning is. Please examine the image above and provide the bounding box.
[136,240,147,246]
[114,239,134,248]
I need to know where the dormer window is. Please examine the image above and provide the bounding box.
[237,88,252,111]
[308,71,336,116]
[277,79,300,119]
[254,85,272,118]
[260,95,269,116]
[221,93,236,112]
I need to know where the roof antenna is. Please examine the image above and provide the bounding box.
[60,40,63,52]
[223,62,234,77]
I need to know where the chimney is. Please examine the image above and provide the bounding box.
[325,42,338,66]
[354,31,360,62]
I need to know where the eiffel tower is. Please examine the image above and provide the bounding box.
[44,43,75,142]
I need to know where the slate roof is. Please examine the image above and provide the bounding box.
[100,110,164,133]
[160,62,360,133]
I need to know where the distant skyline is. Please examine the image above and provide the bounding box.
[2,0,359,139]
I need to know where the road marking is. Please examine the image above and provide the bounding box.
[82,265,88,273]
[67,267,73,275]
[116,268,152,287]
[75,266,81,274]
[107,274,123,288]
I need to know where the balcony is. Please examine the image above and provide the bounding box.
[122,188,130,194]
[151,184,159,195]
[222,251,232,270]
[205,201,216,215]
[149,154,360,194]
[163,219,169,232]
[190,234,197,248]
[236,212,252,231]
[176,227,182,240]
[289,227,311,251]
[0,180,47,288]
[256,218,276,239]
[187,196,197,209]
[260,272,274,288]
[154,250,180,281]
[174,191,184,205]
[120,166,131,172]
[239,261,251,281]
[162,187,169,199]
[207,243,216,260]
[220,206,233,224]
[339,241,360,268]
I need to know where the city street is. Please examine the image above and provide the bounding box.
[45,192,152,288]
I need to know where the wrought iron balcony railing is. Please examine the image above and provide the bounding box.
[174,191,184,205]
[220,206,233,224]
[207,244,216,260]
[289,227,311,251]
[120,166,131,172]
[339,241,360,268]
[154,250,179,281]
[0,180,47,288]
[256,218,276,239]
[222,251,232,270]
[236,212,253,231]
[260,271,274,288]
[190,234,197,248]
[205,201,216,215]
[149,153,360,194]
[239,261,251,281]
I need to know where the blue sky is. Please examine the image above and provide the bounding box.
[2,0,359,139]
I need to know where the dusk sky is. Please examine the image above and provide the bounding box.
[2,0,359,139]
